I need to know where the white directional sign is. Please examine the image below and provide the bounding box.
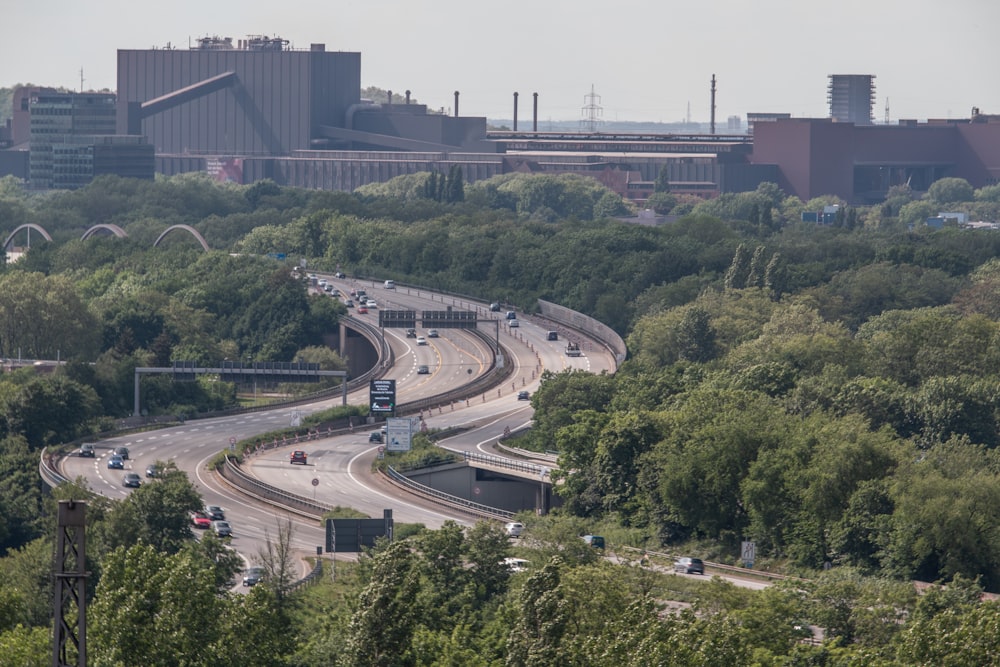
[741,540,756,567]
[386,417,412,452]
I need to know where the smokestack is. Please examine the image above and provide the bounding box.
[710,74,716,135]
[454,91,459,117]
[533,92,538,132]
[513,92,519,131]
[405,90,411,105]
[387,90,392,107]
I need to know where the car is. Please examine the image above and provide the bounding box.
[113,446,130,460]
[369,431,383,444]
[517,390,530,400]
[416,336,427,345]
[334,271,345,279]
[547,331,559,341]
[490,302,501,312]
[107,455,125,470]
[290,450,308,465]
[427,329,439,338]
[145,463,160,478]
[121,472,141,488]
[243,566,266,587]
[384,279,395,289]
[405,328,417,338]
[583,534,606,549]
[190,511,211,529]
[318,279,327,287]
[506,310,517,320]
[502,557,531,572]
[417,364,430,374]
[205,505,226,520]
[212,520,232,537]
[345,299,354,307]
[365,299,377,308]
[509,319,520,328]
[79,443,96,457]
[504,522,524,537]
[357,305,368,314]
[674,557,705,575]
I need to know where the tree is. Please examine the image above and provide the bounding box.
[342,540,420,667]
[724,243,752,289]
[258,517,298,608]
[654,165,671,193]
[446,165,465,203]
[98,461,202,554]
[927,177,974,205]
[506,557,571,667]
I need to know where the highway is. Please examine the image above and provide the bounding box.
[58,277,618,574]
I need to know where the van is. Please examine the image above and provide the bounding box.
[384,280,395,289]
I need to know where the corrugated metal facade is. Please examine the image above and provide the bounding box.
[116,48,360,155]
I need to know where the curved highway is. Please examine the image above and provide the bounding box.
[58,277,618,569]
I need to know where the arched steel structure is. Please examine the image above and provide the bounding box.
[80,224,128,241]
[152,224,210,252]
[3,223,54,250]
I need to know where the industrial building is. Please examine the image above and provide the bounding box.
[1,39,999,206]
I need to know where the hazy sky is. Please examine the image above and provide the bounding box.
[4,0,997,124]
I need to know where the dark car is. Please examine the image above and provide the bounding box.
[368,431,383,444]
[547,331,559,341]
[79,443,96,457]
[113,446,130,460]
[290,450,308,465]
[405,328,417,338]
[145,463,159,478]
[107,455,125,470]
[490,302,501,312]
[427,329,439,338]
[121,472,141,488]
[212,520,232,537]
[517,390,530,400]
[417,364,430,374]
[205,505,225,520]
[243,566,266,587]
[674,557,705,575]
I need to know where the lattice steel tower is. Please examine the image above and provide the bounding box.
[580,85,603,133]
[52,500,88,667]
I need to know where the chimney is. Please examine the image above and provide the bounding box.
[454,91,459,117]
[387,90,392,107]
[405,90,411,105]
[513,92,519,131]
[533,92,538,132]
[710,74,717,135]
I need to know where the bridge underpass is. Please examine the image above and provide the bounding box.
[403,459,559,515]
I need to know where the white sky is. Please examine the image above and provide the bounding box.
[3,0,998,124]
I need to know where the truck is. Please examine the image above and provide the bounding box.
[565,341,582,357]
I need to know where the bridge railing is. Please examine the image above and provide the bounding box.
[462,450,550,479]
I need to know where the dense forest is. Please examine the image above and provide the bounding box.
[4,170,1000,664]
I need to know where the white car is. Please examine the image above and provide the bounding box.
[416,336,427,345]
[504,522,524,538]
[366,299,377,308]
[509,319,520,328]
[502,557,530,573]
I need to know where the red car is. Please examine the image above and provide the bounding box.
[357,305,368,314]
[290,450,308,465]
[190,511,211,529]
